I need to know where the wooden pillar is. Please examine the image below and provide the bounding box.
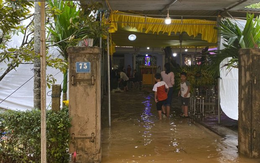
[40,1,47,162]
[217,15,222,51]
[107,35,111,127]
[162,54,165,68]
[179,40,183,66]
[194,46,198,65]
[51,84,61,112]
[239,48,260,158]
[133,53,136,70]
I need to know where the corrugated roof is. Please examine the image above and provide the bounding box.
[79,0,260,48]
[80,0,260,19]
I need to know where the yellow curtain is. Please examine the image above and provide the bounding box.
[108,11,218,43]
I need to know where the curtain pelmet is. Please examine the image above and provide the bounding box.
[108,11,218,43]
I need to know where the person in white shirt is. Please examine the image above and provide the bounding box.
[178,72,191,118]
[119,70,129,92]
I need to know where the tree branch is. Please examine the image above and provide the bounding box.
[22,31,34,46]
[0,53,8,63]
[47,36,70,48]
[27,37,34,45]
[0,51,13,63]
[0,60,19,81]
[21,18,34,47]
[19,14,34,22]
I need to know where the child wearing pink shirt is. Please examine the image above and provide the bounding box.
[161,63,175,118]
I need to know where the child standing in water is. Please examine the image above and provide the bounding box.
[161,63,175,118]
[153,73,169,120]
[179,72,191,118]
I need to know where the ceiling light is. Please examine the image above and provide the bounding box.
[185,49,188,52]
[165,9,171,25]
[147,47,150,50]
[124,26,138,32]
[172,53,177,57]
[128,34,137,41]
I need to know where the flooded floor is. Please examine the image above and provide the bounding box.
[101,91,260,163]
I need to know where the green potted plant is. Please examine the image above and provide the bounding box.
[47,0,107,100]
[73,2,108,47]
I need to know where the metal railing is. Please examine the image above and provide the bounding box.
[189,87,221,123]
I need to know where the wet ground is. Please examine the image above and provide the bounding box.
[101,90,260,163]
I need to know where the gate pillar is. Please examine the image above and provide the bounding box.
[67,47,101,162]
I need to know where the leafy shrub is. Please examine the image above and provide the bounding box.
[0,107,71,163]
[181,65,216,88]
[167,59,217,95]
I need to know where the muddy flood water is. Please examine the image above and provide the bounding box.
[101,91,260,163]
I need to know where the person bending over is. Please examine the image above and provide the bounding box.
[119,70,129,92]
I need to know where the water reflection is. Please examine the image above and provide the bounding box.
[101,92,260,163]
[217,135,240,163]
[141,95,154,146]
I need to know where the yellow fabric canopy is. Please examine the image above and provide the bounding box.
[108,11,218,43]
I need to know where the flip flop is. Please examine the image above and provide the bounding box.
[180,114,189,118]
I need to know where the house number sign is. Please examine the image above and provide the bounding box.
[76,62,91,73]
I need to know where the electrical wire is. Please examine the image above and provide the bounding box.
[0,75,34,105]
[105,0,112,11]
[0,71,64,107]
